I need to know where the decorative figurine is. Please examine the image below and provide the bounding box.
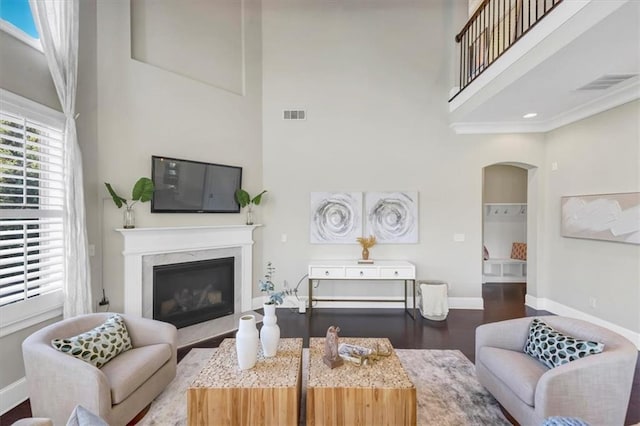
[323,325,344,369]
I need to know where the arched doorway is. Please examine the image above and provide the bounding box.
[481,162,538,317]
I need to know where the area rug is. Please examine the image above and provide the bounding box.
[139,348,510,426]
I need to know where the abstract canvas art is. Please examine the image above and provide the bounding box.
[365,191,418,243]
[561,192,640,245]
[310,192,363,244]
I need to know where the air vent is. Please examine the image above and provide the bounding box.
[577,74,637,91]
[283,110,306,120]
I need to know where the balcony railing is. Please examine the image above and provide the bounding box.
[451,0,563,101]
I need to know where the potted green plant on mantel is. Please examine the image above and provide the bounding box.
[235,189,267,225]
[104,177,154,229]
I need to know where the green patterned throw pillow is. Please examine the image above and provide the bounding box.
[51,314,133,368]
[524,318,604,369]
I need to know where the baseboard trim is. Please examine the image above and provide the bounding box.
[0,377,27,416]
[525,295,640,350]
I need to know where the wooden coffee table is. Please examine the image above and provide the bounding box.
[306,337,416,425]
[188,338,303,426]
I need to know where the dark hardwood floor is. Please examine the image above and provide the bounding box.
[3,283,638,425]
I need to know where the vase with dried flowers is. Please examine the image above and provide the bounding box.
[258,262,293,357]
[356,235,377,261]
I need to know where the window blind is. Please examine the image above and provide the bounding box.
[0,108,65,307]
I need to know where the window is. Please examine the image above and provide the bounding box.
[0,0,41,51]
[1,90,65,333]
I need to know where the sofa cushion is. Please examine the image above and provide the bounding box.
[524,319,604,369]
[542,417,589,426]
[66,405,108,426]
[478,346,548,406]
[51,314,133,368]
[100,343,172,404]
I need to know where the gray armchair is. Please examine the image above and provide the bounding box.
[22,313,177,425]
[475,316,637,426]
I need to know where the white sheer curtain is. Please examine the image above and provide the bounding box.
[30,0,92,317]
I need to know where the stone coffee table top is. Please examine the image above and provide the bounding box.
[190,337,303,389]
[308,337,414,389]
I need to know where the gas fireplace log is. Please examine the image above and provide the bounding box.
[196,284,213,308]
[174,289,192,311]
[207,291,222,305]
[160,299,177,316]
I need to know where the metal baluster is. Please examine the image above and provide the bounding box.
[458,32,462,89]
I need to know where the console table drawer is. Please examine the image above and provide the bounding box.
[345,267,378,278]
[379,267,414,279]
[309,267,344,279]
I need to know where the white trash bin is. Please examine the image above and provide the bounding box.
[419,280,449,321]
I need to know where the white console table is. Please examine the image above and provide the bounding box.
[307,260,417,319]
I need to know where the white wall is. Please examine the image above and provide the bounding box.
[0,31,59,111]
[96,0,264,312]
[484,214,527,259]
[261,0,545,303]
[131,0,244,94]
[540,100,640,333]
[77,0,100,312]
[483,164,528,203]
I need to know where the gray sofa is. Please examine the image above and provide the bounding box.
[22,313,177,425]
[475,316,637,426]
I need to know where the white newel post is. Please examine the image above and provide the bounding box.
[117,225,259,317]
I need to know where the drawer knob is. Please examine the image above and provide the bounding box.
[325,270,329,276]
[394,271,399,276]
[359,271,364,276]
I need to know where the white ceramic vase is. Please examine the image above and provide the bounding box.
[260,303,280,357]
[236,315,259,370]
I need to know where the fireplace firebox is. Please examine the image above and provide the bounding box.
[153,257,234,329]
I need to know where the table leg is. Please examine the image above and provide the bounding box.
[405,280,417,320]
[412,279,417,319]
[308,279,313,315]
[404,279,407,312]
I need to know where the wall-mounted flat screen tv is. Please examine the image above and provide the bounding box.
[151,155,242,213]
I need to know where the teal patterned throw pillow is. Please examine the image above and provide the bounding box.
[51,314,133,368]
[524,319,604,369]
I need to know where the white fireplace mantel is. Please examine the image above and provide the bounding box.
[116,225,260,317]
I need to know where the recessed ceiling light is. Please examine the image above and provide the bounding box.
[523,113,537,119]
